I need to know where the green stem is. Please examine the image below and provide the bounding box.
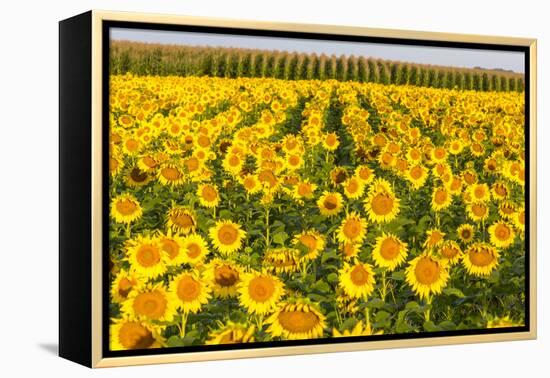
[424,295,432,322]
[180,312,188,338]
[265,206,271,249]
[125,222,131,238]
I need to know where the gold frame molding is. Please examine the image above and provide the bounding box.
[89,9,537,368]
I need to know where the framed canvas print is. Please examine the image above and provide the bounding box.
[59,10,537,368]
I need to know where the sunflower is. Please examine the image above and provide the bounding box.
[431,146,448,163]
[293,229,326,261]
[491,181,509,201]
[468,183,490,203]
[323,132,340,151]
[488,221,516,248]
[110,314,164,351]
[181,233,210,265]
[238,271,285,315]
[166,206,196,235]
[513,207,525,233]
[457,224,476,244]
[111,193,143,224]
[342,176,366,199]
[372,232,408,271]
[197,183,220,208]
[285,153,304,171]
[355,165,375,184]
[330,167,348,185]
[405,253,449,300]
[169,272,211,313]
[125,167,152,188]
[438,240,463,265]
[263,248,301,274]
[293,180,317,200]
[203,259,242,298]
[364,179,400,223]
[333,321,383,337]
[158,162,186,187]
[206,321,256,344]
[158,230,185,265]
[423,228,445,249]
[462,242,500,276]
[110,270,140,303]
[499,201,516,219]
[209,220,246,255]
[266,299,326,340]
[339,262,376,299]
[317,191,344,217]
[223,152,244,175]
[431,187,452,212]
[336,212,368,244]
[466,202,490,223]
[448,139,464,155]
[340,242,360,260]
[127,235,167,279]
[241,173,261,194]
[406,164,429,190]
[122,283,176,322]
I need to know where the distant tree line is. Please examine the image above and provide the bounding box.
[110,41,525,92]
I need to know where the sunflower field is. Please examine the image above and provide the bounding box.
[108,73,526,351]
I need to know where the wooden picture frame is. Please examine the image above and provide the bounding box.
[59,10,537,368]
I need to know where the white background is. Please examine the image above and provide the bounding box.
[0,0,547,376]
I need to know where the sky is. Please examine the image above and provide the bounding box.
[111,28,525,73]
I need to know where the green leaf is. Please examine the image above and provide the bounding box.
[327,272,339,284]
[405,301,421,311]
[391,271,405,281]
[423,321,441,332]
[321,250,339,264]
[375,311,390,323]
[443,287,465,298]
[438,321,457,331]
[312,280,330,293]
[272,231,289,245]
[166,336,186,347]
[366,298,385,309]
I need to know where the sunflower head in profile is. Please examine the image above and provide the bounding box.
[364,178,400,223]
[317,191,344,217]
[462,242,500,277]
[266,298,326,340]
[166,206,197,235]
[405,253,449,300]
[337,212,368,244]
[169,271,211,314]
[204,259,243,298]
[488,220,516,249]
[293,229,326,261]
[263,248,301,274]
[110,314,164,351]
[209,220,246,256]
[457,223,475,244]
[180,233,210,266]
[126,235,167,279]
[238,271,285,315]
[110,269,141,303]
[372,232,408,271]
[437,240,463,265]
[122,283,176,322]
[197,183,220,208]
[339,262,376,299]
[333,320,383,337]
[206,320,256,345]
[111,193,143,224]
